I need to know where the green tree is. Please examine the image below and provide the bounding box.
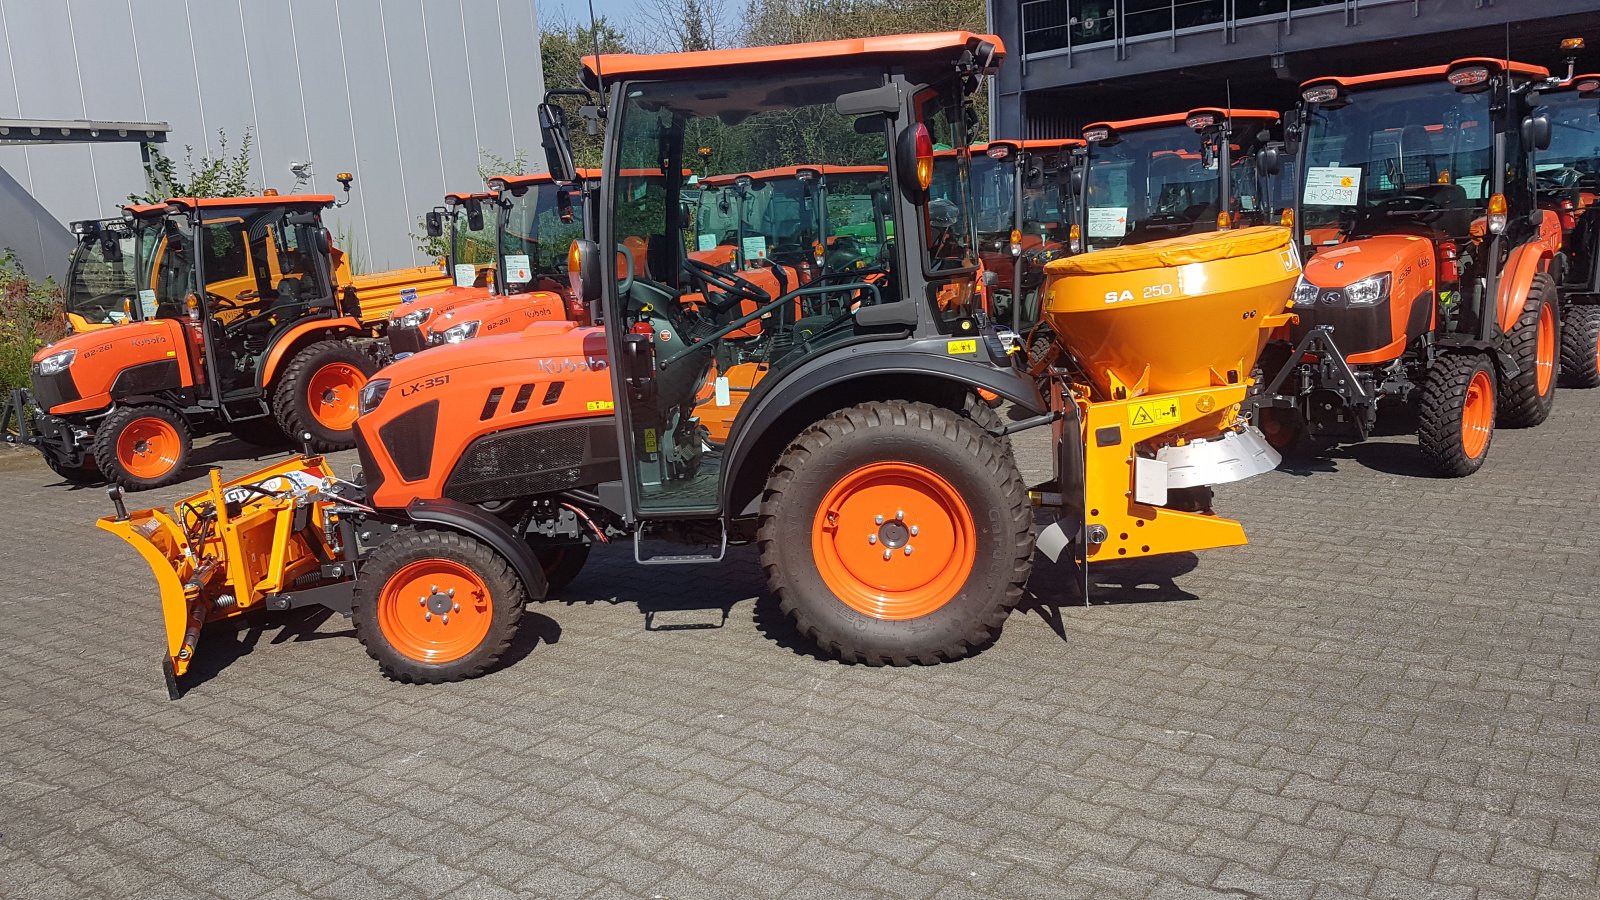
[128,127,256,203]
[540,17,631,168]
[0,252,65,394]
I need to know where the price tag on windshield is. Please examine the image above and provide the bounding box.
[454,264,476,288]
[138,289,157,318]
[503,254,531,283]
[1087,207,1127,238]
[697,234,717,252]
[1304,167,1361,206]
[741,236,768,261]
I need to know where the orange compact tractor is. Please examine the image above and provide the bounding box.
[1254,58,1564,475]
[970,139,1083,339]
[1537,66,1600,385]
[105,32,1300,696]
[387,190,504,354]
[11,194,393,489]
[1078,107,1289,251]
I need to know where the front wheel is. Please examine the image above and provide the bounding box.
[757,401,1033,666]
[1559,305,1600,389]
[272,340,377,452]
[351,528,526,683]
[92,404,192,491]
[1418,353,1495,478]
[1495,273,1558,427]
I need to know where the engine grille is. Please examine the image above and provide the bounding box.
[443,419,618,504]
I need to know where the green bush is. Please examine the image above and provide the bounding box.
[0,252,66,394]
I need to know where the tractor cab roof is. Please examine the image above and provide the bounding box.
[1555,73,1600,96]
[581,31,1003,89]
[1302,57,1548,92]
[165,194,335,211]
[699,164,889,187]
[121,203,167,219]
[976,139,1085,154]
[445,191,497,203]
[1085,108,1281,140]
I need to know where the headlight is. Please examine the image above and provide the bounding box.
[35,348,76,376]
[392,307,433,329]
[1291,278,1320,307]
[358,378,390,414]
[1343,272,1391,306]
[431,320,480,345]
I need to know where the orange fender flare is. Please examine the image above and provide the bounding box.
[1495,242,1550,334]
[258,316,362,388]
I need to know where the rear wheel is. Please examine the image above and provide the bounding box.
[757,401,1033,666]
[92,404,191,491]
[272,340,377,452]
[1496,274,1558,427]
[43,452,98,485]
[1558,305,1600,389]
[351,528,525,683]
[227,416,288,448]
[1418,353,1495,478]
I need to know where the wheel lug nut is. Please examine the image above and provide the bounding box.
[419,597,426,606]
[896,509,904,520]
[882,549,892,561]
[430,585,439,593]
[447,588,455,597]
[868,534,877,544]
[874,515,885,525]
[910,525,919,536]
[424,612,431,621]
[452,603,459,613]
[441,615,449,625]
[904,545,914,556]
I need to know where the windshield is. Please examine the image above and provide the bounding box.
[499,183,584,293]
[1083,124,1258,250]
[65,222,155,325]
[970,152,1075,243]
[1300,81,1493,246]
[823,170,894,265]
[693,176,820,268]
[1538,91,1600,179]
[449,202,497,287]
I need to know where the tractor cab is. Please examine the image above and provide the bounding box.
[1080,108,1284,252]
[62,206,166,332]
[390,191,501,353]
[970,139,1082,333]
[1254,57,1559,475]
[1537,74,1600,292]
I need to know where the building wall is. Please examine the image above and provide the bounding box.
[0,0,545,282]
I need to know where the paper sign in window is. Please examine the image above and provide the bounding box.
[504,254,531,283]
[741,236,768,261]
[1303,167,1361,206]
[454,264,476,288]
[1087,207,1128,238]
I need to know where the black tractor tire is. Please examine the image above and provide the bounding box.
[1495,273,1558,428]
[1558,304,1600,389]
[757,401,1033,666]
[351,528,526,684]
[227,416,288,448]
[1418,353,1496,478]
[92,404,192,492]
[271,340,378,452]
[43,452,99,485]
[530,541,591,594]
[962,390,1012,458]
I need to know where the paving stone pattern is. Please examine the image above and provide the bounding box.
[1,394,1598,899]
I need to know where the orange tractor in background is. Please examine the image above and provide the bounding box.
[7,191,444,489]
[1537,66,1600,385]
[386,189,504,355]
[1254,57,1565,476]
[1078,107,1289,252]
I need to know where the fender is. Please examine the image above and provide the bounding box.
[1496,241,1551,333]
[258,316,363,388]
[720,335,1046,515]
[404,497,549,601]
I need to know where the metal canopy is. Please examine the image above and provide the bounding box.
[0,118,169,146]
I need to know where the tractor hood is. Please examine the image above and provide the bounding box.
[1302,234,1432,289]
[423,291,571,344]
[356,322,615,511]
[31,318,194,416]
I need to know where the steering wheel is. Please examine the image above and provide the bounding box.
[681,257,770,314]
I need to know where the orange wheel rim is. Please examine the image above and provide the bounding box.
[1534,302,1556,396]
[811,462,976,621]
[308,362,366,430]
[376,559,493,663]
[1461,369,1493,460]
[116,416,181,479]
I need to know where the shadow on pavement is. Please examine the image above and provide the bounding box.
[1020,552,1201,642]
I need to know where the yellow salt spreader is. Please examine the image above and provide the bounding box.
[1029,226,1299,591]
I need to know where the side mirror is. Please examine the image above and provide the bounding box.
[464,198,485,232]
[100,234,124,263]
[1069,167,1085,197]
[424,209,444,238]
[538,102,579,185]
[1522,114,1553,151]
[557,190,575,224]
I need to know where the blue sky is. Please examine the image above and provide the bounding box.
[539,0,637,31]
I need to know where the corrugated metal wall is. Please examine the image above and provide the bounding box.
[0,0,544,280]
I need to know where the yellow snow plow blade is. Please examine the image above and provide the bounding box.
[97,456,340,697]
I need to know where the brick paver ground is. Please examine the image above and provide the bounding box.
[1,392,1597,899]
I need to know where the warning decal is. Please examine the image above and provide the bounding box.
[1129,398,1181,430]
